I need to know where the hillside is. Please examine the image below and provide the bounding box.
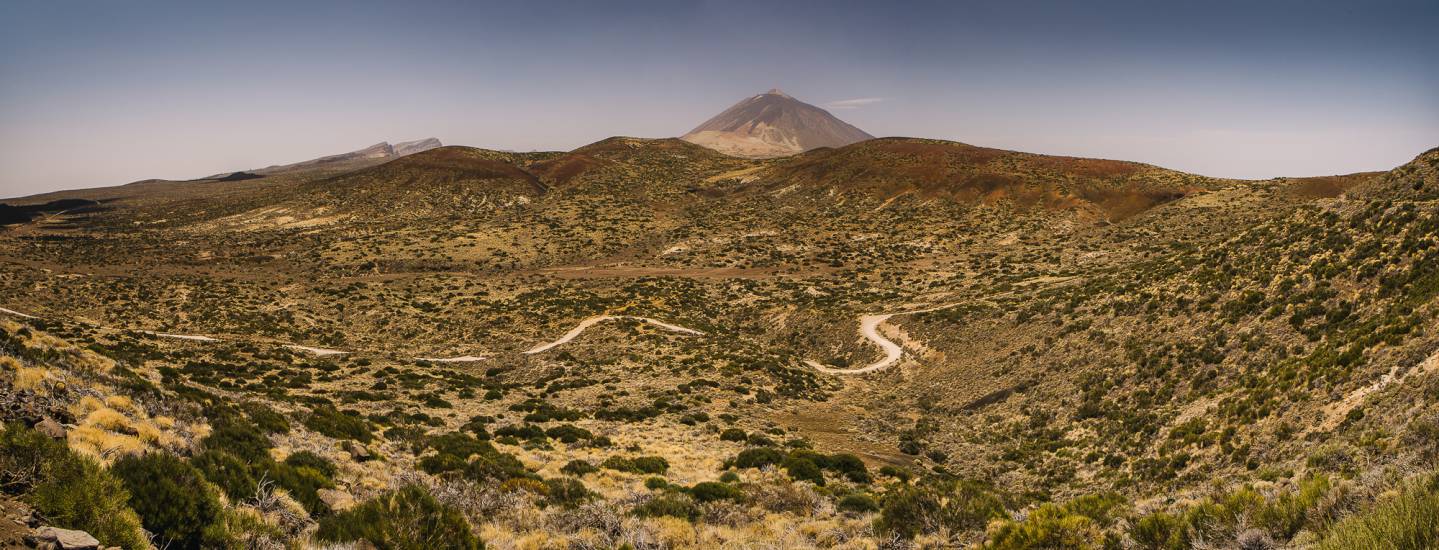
[0,139,1435,549]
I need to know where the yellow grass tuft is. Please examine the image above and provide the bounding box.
[515,530,565,550]
[105,395,139,413]
[82,407,135,434]
[12,366,51,392]
[133,420,163,445]
[650,516,698,547]
[68,425,145,462]
[73,395,105,416]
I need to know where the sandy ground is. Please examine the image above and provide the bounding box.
[143,331,222,342]
[0,307,37,319]
[284,344,349,357]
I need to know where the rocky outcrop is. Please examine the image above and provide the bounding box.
[28,527,101,550]
[393,138,443,156]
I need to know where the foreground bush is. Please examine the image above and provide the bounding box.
[1317,474,1439,550]
[112,452,224,549]
[317,485,481,549]
[0,424,148,550]
[986,493,1125,550]
[877,478,1007,540]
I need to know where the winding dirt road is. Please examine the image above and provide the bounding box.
[804,314,903,374]
[524,315,704,355]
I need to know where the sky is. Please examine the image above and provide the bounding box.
[1,0,1436,197]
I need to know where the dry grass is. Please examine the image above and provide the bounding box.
[68,424,146,461]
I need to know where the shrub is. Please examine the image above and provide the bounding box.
[876,484,943,539]
[193,449,257,501]
[838,493,880,514]
[632,493,699,520]
[202,416,272,463]
[112,452,224,549]
[545,424,593,444]
[317,485,481,550]
[827,453,871,484]
[783,457,825,485]
[689,481,741,503]
[284,450,338,478]
[429,432,489,459]
[733,447,785,469]
[879,465,912,482]
[602,455,668,475]
[242,402,291,434]
[419,453,468,475]
[462,445,530,482]
[631,456,669,475]
[305,405,373,443]
[0,424,149,550]
[561,459,598,476]
[268,460,335,516]
[719,428,747,442]
[543,477,594,508]
[876,479,1008,540]
[1316,475,1439,550]
[985,493,1125,550]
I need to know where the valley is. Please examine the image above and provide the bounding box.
[2,101,1437,549]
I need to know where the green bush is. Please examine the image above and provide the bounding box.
[877,479,1008,540]
[203,416,272,463]
[985,493,1125,550]
[1316,475,1439,550]
[632,493,699,520]
[689,481,741,503]
[733,447,785,469]
[306,405,374,443]
[112,452,224,549]
[879,465,912,482]
[317,485,481,549]
[827,453,871,484]
[602,455,669,475]
[462,445,530,482]
[242,402,291,434]
[0,424,149,550]
[719,428,747,442]
[193,449,258,501]
[876,484,942,539]
[783,457,825,485]
[561,459,598,476]
[545,424,593,443]
[632,456,669,474]
[838,493,880,514]
[268,459,335,516]
[543,477,594,508]
[284,450,338,478]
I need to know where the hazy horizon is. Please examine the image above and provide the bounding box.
[3,0,1437,198]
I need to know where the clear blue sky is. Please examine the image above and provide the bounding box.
[2,0,1436,196]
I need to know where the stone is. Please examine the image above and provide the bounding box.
[345,442,371,461]
[34,417,65,440]
[31,526,99,550]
